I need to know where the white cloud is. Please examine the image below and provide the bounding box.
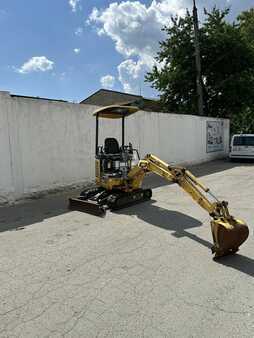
[88,0,191,92]
[17,56,54,74]
[89,0,254,93]
[100,75,115,89]
[88,1,189,62]
[75,27,83,36]
[69,0,81,12]
[74,48,81,54]
[117,59,150,94]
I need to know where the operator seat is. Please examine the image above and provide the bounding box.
[104,138,121,155]
[103,138,122,175]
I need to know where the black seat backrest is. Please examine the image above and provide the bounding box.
[104,138,120,154]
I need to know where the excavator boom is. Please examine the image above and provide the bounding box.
[128,154,249,258]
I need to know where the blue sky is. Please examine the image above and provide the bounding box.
[0,0,253,102]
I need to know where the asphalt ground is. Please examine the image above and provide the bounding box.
[0,159,253,337]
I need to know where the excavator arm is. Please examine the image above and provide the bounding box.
[128,154,249,258]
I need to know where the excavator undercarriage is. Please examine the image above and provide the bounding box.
[69,105,249,259]
[69,187,152,216]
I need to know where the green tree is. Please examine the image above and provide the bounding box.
[232,8,254,134]
[146,7,254,132]
[146,11,197,115]
[231,107,254,134]
[238,8,254,47]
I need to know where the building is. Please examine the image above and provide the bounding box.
[80,89,162,112]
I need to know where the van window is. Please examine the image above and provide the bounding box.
[233,136,254,146]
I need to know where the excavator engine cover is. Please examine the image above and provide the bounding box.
[211,218,249,258]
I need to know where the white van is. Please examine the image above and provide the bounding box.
[229,134,254,160]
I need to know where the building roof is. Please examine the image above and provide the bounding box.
[11,94,67,103]
[80,89,162,112]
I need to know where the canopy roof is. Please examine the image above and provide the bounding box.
[93,105,139,119]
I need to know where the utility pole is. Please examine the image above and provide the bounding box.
[193,0,204,116]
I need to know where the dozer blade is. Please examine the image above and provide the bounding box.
[69,198,106,217]
[211,218,249,258]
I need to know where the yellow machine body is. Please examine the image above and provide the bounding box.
[70,105,249,258]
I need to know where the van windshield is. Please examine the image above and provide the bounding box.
[233,136,254,146]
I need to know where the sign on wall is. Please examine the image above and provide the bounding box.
[206,121,224,153]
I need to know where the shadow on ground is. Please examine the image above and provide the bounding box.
[216,254,254,278]
[0,159,253,234]
[117,200,254,278]
[116,200,211,250]
[0,192,72,233]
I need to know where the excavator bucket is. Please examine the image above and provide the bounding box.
[211,218,249,258]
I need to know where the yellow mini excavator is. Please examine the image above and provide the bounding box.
[69,105,249,258]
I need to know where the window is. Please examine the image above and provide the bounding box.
[233,136,254,146]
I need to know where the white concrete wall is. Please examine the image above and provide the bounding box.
[0,91,230,204]
[0,92,14,203]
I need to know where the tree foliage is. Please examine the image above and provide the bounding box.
[146,7,254,133]
[238,8,254,47]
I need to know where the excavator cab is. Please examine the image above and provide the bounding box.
[69,105,249,258]
[99,137,133,177]
[94,105,140,189]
